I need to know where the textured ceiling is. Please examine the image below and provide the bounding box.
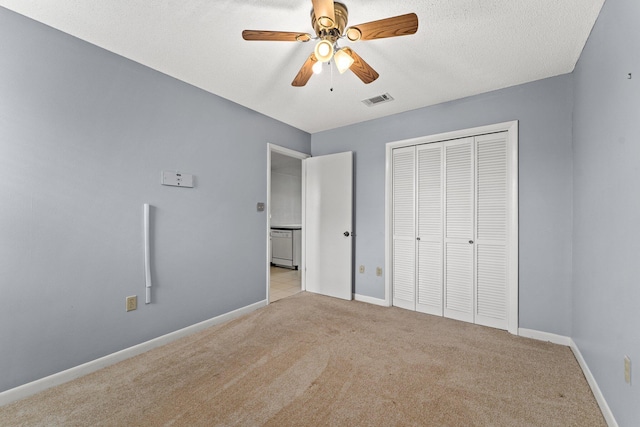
[0,0,604,134]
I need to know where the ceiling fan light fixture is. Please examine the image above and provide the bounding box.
[312,61,323,74]
[314,39,334,62]
[334,48,354,74]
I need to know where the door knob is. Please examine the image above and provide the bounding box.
[416,237,421,241]
[344,231,350,237]
[469,240,474,244]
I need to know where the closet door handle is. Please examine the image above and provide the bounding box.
[416,237,421,241]
[469,240,474,244]
[344,231,350,237]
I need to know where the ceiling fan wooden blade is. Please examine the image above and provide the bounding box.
[346,13,418,41]
[342,48,379,84]
[242,30,312,42]
[311,0,336,28]
[292,54,318,87]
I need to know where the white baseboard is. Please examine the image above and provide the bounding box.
[0,299,267,407]
[569,339,618,427]
[518,328,617,427]
[354,293,389,307]
[518,328,572,346]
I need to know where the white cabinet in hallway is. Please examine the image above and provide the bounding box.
[270,227,301,269]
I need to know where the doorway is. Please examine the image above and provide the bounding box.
[267,144,309,303]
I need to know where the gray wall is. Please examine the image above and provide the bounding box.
[311,75,575,337]
[572,0,640,424]
[0,8,310,393]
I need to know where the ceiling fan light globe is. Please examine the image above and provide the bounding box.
[334,48,354,74]
[314,40,334,62]
[312,61,323,74]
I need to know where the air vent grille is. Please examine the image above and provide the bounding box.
[362,93,394,107]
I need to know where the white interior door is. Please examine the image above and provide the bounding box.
[305,151,353,300]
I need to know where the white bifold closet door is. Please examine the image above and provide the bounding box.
[474,133,509,329]
[392,132,510,331]
[416,143,444,315]
[443,137,475,323]
[391,146,416,310]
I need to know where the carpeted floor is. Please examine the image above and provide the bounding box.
[1,292,605,426]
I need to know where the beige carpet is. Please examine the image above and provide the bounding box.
[1,292,605,426]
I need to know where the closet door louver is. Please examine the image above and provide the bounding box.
[474,132,509,330]
[416,143,443,315]
[392,146,416,310]
[443,138,475,323]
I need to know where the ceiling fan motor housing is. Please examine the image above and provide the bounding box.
[311,2,348,42]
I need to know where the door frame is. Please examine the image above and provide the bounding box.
[266,144,310,304]
[384,121,519,334]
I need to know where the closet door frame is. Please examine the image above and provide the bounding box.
[384,121,519,335]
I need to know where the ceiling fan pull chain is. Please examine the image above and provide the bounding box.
[330,60,334,92]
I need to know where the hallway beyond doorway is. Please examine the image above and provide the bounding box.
[269,266,301,302]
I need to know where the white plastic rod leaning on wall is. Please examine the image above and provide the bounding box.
[144,203,152,304]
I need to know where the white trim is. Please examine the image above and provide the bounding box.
[518,328,572,346]
[268,144,311,160]
[506,122,519,335]
[266,144,310,302]
[301,157,307,292]
[385,121,519,333]
[569,340,618,427]
[518,330,617,426]
[354,293,389,307]
[384,144,392,306]
[0,300,267,407]
[385,121,519,151]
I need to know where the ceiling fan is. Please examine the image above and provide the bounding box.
[242,0,418,87]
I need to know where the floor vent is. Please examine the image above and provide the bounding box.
[362,93,394,107]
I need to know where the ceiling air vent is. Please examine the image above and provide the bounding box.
[362,93,394,107]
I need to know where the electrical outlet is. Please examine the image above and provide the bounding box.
[126,295,137,312]
[359,265,365,274]
[624,356,631,384]
[376,267,383,276]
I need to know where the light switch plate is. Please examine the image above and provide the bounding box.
[161,171,194,188]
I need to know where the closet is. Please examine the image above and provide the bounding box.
[390,128,517,332]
